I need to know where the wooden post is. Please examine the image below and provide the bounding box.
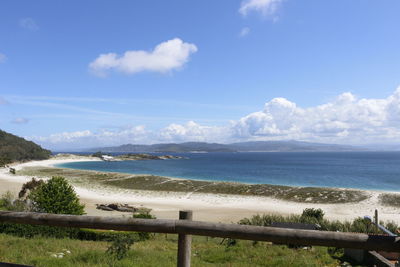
[177,210,193,267]
[374,209,379,234]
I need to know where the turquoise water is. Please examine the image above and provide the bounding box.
[57,152,400,191]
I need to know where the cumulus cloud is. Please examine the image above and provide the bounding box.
[231,88,400,144]
[239,27,250,37]
[158,121,227,143]
[89,38,198,76]
[0,53,6,63]
[30,87,400,149]
[239,0,283,18]
[19,18,39,31]
[11,117,30,124]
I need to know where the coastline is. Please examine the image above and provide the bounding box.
[1,157,400,224]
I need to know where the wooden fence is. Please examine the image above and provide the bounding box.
[1,210,400,267]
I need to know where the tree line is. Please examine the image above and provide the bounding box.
[0,129,51,166]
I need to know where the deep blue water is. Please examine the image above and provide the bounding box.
[56,152,400,191]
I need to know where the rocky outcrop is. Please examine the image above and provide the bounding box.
[116,153,184,160]
[96,203,138,212]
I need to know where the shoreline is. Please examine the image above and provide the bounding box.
[54,156,400,194]
[1,156,400,223]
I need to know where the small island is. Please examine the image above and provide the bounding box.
[91,152,184,161]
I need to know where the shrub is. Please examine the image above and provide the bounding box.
[77,229,140,242]
[0,177,85,239]
[0,191,26,211]
[91,151,103,158]
[239,209,398,234]
[30,176,84,215]
[0,223,79,239]
[301,208,325,221]
[132,209,156,219]
[19,178,45,199]
[106,235,134,260]
[132,210,156,240]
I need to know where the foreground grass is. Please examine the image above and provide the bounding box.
[0,233,341,266]
[19,166,369,204]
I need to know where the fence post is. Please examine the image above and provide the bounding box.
[374,209,378,234]
[177,210,193,267]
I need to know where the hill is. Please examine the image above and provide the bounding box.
[88,141,364,153]
[0,129,51,166]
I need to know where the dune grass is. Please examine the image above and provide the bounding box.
[378,193,400,207]
[0,233,342,267]
[18,166,369,204]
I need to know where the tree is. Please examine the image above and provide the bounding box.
[30,176,84,215]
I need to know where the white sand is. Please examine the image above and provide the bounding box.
[1,157,400,224]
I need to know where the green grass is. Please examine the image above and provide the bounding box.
[18,166,369,204]
[0,233,342,267]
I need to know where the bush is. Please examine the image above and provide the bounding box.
[133,209,156,219]
[239,209,398,234]
[77,229,141,242]
[0,191,26,211]
[30,176,84,215]
[106,235,134,260]
[302,208,324,221]
[19,178,45,199]
[0,223,80,239]
[132,210,156,240]
[0,176,84,239]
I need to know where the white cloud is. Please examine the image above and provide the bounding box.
[158,121,227,143]
[239,27,250,37]
[11,117,29,124]
[0,53,6,63]
[0,97,8,105]
[239,0,283,18]
[89,38,198,76]
[19,18,39,31]
[31,126,150,150]
[230,88,400,144]
[30,86,400,150]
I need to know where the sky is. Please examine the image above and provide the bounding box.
[1,0,400,150]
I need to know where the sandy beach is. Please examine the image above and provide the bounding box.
[1,157,400,224]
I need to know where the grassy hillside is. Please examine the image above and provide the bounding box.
[0,129,51,166]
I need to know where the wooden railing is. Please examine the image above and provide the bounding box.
[1,210,400,267]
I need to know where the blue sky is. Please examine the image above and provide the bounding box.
[1,0,400,150]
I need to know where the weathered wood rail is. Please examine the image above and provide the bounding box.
[1,210,400,267]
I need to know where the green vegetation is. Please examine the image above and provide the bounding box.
[30,176,85,215]
[91,151,104,159]
[378,193,400,207]
[239,211,398,234]
[301,208,325,221]
[0,129,51,166]
[0,178,390,267]
[0,233,342,266]
[19,166,369,204]
[106,235,135,260]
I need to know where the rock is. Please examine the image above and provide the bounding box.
[96,204,115,211]
[96,203,139,212]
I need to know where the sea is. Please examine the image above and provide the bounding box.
[56,152,400,192]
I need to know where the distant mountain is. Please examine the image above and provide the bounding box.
[88,141,365,153]
[229,141,363,152]
[0,129,51,166]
